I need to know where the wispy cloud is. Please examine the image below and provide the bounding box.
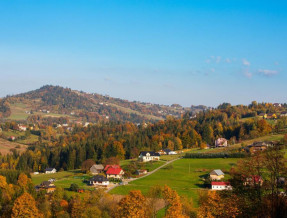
[242,58,250,66]
[215,56,221,63]
[225,58,231,63]
[243,69,252,78]
[258,69,278,76]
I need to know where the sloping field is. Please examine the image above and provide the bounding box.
[0,138,27,155]
[110,158,238,206]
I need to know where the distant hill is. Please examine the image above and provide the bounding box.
[0,85,209,123]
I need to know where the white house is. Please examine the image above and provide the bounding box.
[45,168,57,174]
[211,181,232,190]
[18,125,27,131]
[215,138,228,147]
[89,175,109,186]
[138,151,160,162]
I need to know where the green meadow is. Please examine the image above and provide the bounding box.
[110,158,239,205]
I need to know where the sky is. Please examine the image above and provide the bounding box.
[0,0,286,107]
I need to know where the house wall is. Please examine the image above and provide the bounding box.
[107,174,122,179]
[212,185,231,190]
[210,175,224,180]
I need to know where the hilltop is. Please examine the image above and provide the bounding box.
[0,85,208,123]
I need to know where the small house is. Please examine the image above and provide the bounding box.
[267,113,277,119]
[258,113,267,119]
[10,136,16,141]
[138,151,160,162]
[45,168,57,174]
[36,181,56,193]
[136,169,148,175]
[18,125,27,131]
[90,164,104,175]
[89,175,109,186]
[215,138,228,147]
[273,103,282,107]
[210,169,224,180]
[211,181,232,190]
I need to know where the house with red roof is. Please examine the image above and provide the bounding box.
[104,165,120,171]
[105,165,124,179]
[106,167,124,179]
[211,181,232,190]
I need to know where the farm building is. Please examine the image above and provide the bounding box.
[45,168,57,174]
[210,169,224,180]
[138,151,160,162]
[90,164,104,175]
[211,181,232,190]
[136,169,148,175]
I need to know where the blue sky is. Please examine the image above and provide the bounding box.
[0,0,286,106]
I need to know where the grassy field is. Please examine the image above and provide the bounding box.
[31,170,94,197]
[1,130,41,145]
[110,158,239,206]
[8,103,31,120]
[0,138,27,155]
[189,133,285,154]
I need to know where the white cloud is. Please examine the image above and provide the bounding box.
[242,59,250,66]
[258,69,278,76]
[216,56,221,63]
[225,58,231,63]
[243,69,252,78]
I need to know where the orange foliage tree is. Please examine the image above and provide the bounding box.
[12,192,42,218]
[116,190,149,218]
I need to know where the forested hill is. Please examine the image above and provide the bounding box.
[0,85,205,123]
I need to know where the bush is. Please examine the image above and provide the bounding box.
[69,183,79,192]
[184,152,248,159]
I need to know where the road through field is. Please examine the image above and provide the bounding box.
[107,157,182,193]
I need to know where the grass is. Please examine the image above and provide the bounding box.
[31,170,95,197]
[8,103,31,120]
[1,130,41,145]
[110,158,239,207]
[189,133,285,154]
[0,138,27,155]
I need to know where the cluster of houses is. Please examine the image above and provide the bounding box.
[209,169,232,190]
[209,169,268,191]
[88,164,124,187]
[258,111,287,119]
[244,141,276,154]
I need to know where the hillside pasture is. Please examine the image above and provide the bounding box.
[110,158,238,206]
[8,103,31,120]
[0,138,27,155]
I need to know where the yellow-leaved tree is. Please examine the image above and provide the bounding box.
[12,192,42,218]
[162,185,188,218]
[116,190,149,218]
